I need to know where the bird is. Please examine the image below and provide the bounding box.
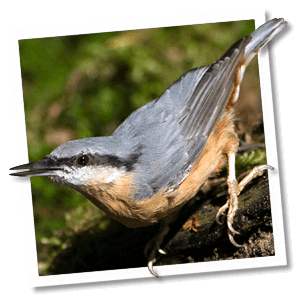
[10,18,287,277]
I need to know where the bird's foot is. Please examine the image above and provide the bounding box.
[144,222,169,277]
[216,152,274,247]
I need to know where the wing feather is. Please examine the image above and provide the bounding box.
[113,37,251,199]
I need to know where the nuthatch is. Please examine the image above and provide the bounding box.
[10,18,287,277]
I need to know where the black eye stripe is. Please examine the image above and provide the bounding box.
[51,149,142,171]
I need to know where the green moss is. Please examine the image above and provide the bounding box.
[236,149,267,177]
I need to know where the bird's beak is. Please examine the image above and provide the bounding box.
[9,157,62,177]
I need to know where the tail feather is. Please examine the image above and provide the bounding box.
[244,18,287,67]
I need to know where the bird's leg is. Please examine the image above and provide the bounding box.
[217,152,241,247]
[144,219,170,277]
[145,207,186,277]
[216,152,274,247]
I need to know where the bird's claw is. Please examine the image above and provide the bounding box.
[217,156,274,248]
[146,249,167,277]
[147,258,159,277]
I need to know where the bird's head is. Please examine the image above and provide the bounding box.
[9,137,137,194]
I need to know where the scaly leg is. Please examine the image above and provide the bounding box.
[216,152,274,247]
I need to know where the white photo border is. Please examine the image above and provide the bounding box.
[8,9,287,287]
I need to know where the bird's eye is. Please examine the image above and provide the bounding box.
[78,155,89,166]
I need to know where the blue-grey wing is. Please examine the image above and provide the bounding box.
[113,37,250,200]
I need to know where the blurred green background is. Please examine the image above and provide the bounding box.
[19,19,263,271]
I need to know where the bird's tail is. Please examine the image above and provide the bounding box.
[243,18,287,67]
